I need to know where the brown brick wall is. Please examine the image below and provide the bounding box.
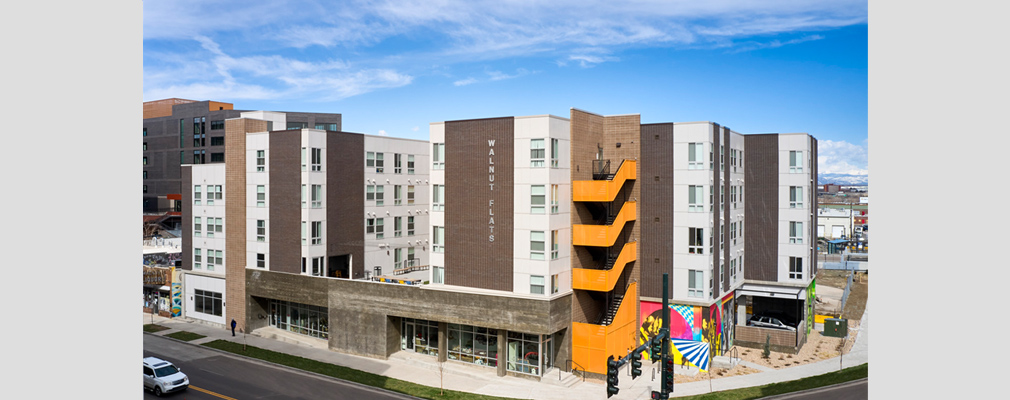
[602,114,641,322]
[743,135,779,282]
[326,132,365,279]
[639,124,673,299]
[224,118,267,333]
[269,130,302,274]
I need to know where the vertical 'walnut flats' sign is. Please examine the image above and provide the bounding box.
[488,139,496,242]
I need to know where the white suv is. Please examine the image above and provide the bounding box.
[143,357,189,396]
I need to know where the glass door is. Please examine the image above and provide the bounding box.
[405,321,415,350]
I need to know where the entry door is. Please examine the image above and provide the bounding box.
[405,322,415,350]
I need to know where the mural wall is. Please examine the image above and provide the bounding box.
[639,293,737,363]
[806,280,816,335]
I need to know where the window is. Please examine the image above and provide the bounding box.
[375,152,384,173]
[194,289,222,316]
[688,185,704,212]
[407,247,416,267]
[366,185,374,204]
[433,266,444,284]
[394,248,403,268]
[366,218,375,235]
[311,257,324,276]
[789,257,803,279]
[731,222,737,245]
[731,186,737,208]
[433,226,444,252]
[394,217,402,237]
[193,150,205,164]
[720,185,724,211]
[302,221,307,245]
[143,156,147,165]
[256,150,265,172]
[530,275,545,295]
[375,185,384,206]
[530,139,545,167]
[181,151,184,164]
[194,217,201,237]
[407,185,415,205]
[143,185,147,193]
[407,216,415,236]
[710,186,714,212]
[432,143,445,169]
[375,218,384,239]
[551,230,559,259]
[531,185,545,214]
[257,220,266,242]
[257,253,266,269]
[312,221,323,244]
[394,153,402,174]
[143,127,147,137]
[315,123,338,131]
[530,231,545,260]
[311,185,322,208]
[194,248,201,269]
[689,228,704,254]
[366,152,375,169]
[210,250,222,271]
[720,145,724,170]
[551,138,559,168]
[407,155,415,174]
[709,147,714,170]
[301,147,307,171]
[193,117,205,147]
[730,258,737,281]
[731,149,737,172]
[211,120,224,130]
[551,184,559,213]
[206,218,222,238]
[287,122,308,130]
[552,274,560,294]
[256,185,266,207]
[311,148,322,171]
[394,185,402,205]
[179,119,185,148]
[790,186,803,208]
[143,142,147,151]
[790,151,803,173]
[211,137,224,146]
[688,270,703,298]
[790,221,803,244]
[433,185,444,211]
[688,143,704,169]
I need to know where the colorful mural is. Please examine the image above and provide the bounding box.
[170,267,182,317]
[806,280,816,335]
[639,294,737,365]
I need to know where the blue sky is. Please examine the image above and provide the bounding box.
[143,0,868,177]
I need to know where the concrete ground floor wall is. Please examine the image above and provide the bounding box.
[243,269,572,379]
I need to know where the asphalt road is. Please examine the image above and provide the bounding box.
[143,334,418,400]
[759,378,868,400]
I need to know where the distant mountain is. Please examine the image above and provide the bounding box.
[818,173,868,186]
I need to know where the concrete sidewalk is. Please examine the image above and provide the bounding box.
[142,298,868,399]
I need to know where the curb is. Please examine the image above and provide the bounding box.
[144,331,423,400]
[754,377,867,399]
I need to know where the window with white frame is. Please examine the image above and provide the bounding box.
[552,274,560,294]
[730,258,737,281]
[720,185,724,211]
[433,226,444,252]
[311,185,322,208]
[551,230,559,259]
[366,185,374,204]
[207,217,222,238]
[709,148,714,170]
[551,138,559,168]
[789,256,803,279]
[209,250,222,271]
[720,145,725,170]
[688,270,704,298]
[530,275,545,295]
[257,253,266,269]
[301,221,307,245]
[432,143,444,169]
[366,218,375,235]
[731,186,737,208]
[394,216,402,237]
[790,151,803,173]
[530,139,545,167]
[433,265,444,283]
[731,149,737,172]
[731,222,737,245]
[407,155,415,174]
[194,185,201,206]
[394,153,402,174]
[301,147,307,171]
[311,257,324,276]
[790,221,803,244]
[257,185,266,207]
[311,148,322,172]
[366,152,375,170]
[407,216,415,236]
[433,185,444,211]
[374,152,384,173]
[394,185,402,205]
[710,186,714,212]
[689,227,704,254]
[375,185,384,206]
[256,150,265,172]
[530,231,545,260]
[688,185,704,212]
[531,185,545,214]
[551,184,559,213]
[194,248,202,270]
[790,186,803,208]
[394,248,403,268]
[207,185,222,205]
[194,217,202,237]
[257,220,266,242]
[407,247,415,267]
[374,218,383,239]
[688,143,704,169]
[407,185,415,205]
[720,262,726,285]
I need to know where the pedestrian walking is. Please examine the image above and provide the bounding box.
[231,319,237,336]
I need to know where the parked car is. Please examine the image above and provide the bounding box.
[748,315,796,331]
[143,357,189,396]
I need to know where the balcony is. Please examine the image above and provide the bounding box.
[572,242,637,292]
[572,201,637,247]
[572,160,636,203]
[571,281,638,375]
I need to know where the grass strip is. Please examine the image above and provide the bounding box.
[166,331,206,341]
[202,340,520,400]
[674,363,868,400]
[143,324,170,333]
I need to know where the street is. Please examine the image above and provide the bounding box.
[143,334,418,400]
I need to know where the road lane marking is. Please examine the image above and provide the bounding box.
[190,385,238,400]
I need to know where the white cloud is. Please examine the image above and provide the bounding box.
[412,126,419,132]
[453,78,478,86]
[377,130,388,136]
[817,140,868,175]
[568,54,620,67]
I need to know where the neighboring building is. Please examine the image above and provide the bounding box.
[143,99,341,213]
[817,208,854,239]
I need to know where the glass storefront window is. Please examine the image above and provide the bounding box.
[447,323,498,368]
[401,318,439,357]
[268,300,328,339]
[507,331,544,376]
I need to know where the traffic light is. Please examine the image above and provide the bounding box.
[650,330,665,362]
[663,356,675,393]
[606,355,620,398]
[630,351,642,379]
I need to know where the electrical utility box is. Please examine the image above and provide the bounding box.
[823,318,848,338]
